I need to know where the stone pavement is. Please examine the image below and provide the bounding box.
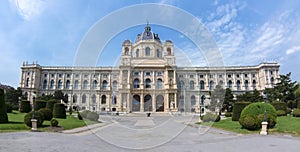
[0,114,299,152]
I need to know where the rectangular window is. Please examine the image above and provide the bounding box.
[244,74,247,77]
[145,72,151,76]
[44,74,47,77]
[199,75,203,78]
[219,75,222,78]
[228,74,231,78]
[190,75,194,78]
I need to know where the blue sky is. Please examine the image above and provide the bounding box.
[1,0,300,88]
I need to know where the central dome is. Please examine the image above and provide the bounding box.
[135,23,161,43]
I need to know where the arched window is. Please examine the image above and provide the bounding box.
[58,80,62,89]
[167,47,171,55]
[227,80,232,89]
[102,80,108,89]
[125,47,129,55]
[252,80,256,89]
[26,78,30,87]
[145,47,150,56]
[82,94,86,104]
[50,80,54,89]
[218,80,223,88]
[74,80,79,89]
[113,81,118,89]
[191,95,196,106]
[156,49,160,57]
[93,80,98,89]
[209,81,214,90]
[73,94,77,103]
[237,80,241,90]
[190,81,194,90]
[92,94,96,104]
[178,81,184,90]
[199,80,205,90]
[156,79,163,89]
[133,79,140,88]
[83,80,88,89]
[101,95,106,104]
[245,80,249,90]
[66,80,70,89]
[145,78,151,88]
[136,49,139,57]
[270,77,274,87]
[43,80,47,89]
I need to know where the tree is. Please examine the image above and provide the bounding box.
[5,87,23,110]
[209,85,225,113]
[53,90,68,104]
[266,72,299,103]
[223,88,234,112]
[0,89,8,123]
[236,89,262,103]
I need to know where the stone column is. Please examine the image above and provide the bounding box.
[140,93,144,112]
[152,93,156,112]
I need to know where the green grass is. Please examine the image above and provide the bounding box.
[0,111,98,133]
[269,116,300,136]
[198,116,300,136]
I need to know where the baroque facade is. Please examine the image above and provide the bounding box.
[20,25,280,113]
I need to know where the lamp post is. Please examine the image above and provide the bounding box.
[260,90,268,135]
[31,95,38,131]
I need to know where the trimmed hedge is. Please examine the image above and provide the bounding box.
[79,110,99,121]
[24,111,44,127]
[293,109,300,117]
[257,114,277,128]
[34,100,47,111]
[0,89,8,123]
[225,112,232,117]
[53,103,66,119]
[271,102,287,113]
[20,100,31,113]
[38,108,53,121]
[240,102,277,118]
[6,103,13,113]
[50,118,59,127]
[239,114,260,130]
[232,102,251,121]
[201,113,220,122]
[46,99,59,112]
[276,110,286,116]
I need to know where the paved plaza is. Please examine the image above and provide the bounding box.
[0,113,299,152]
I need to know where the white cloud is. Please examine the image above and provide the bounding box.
[286,45,300,55]
[10,0,46,20]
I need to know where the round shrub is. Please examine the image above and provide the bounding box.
[50,118,59,127]
[276,110,286,116]
[271,102,287,113]
[20,100,31,113]
[53,103,66,119]
[232,102,251,121]
[257,114,277,128]
[86,111,99,121]
[34,100,47,111]
[201,113,220,122]
[225,112,232,117]
[239,114,260,130]
[46,100,59,112]
[24,111,44,127]
[240,102,277,118]
[6,103,13,113]
[38,108,53,121]
[79,110,90,119]
[293,109,300,117]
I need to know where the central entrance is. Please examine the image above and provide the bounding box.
[132,95,140,112]
[144,95,152,112]
[156,95,164,112]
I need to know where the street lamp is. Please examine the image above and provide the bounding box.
[260,89,268,135]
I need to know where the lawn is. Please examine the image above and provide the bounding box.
[0,111,98,133]
[198,116,300,136]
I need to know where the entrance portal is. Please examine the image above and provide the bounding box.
[144,95,152,111]
[132,95,140,112]
[156,95,164,112]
